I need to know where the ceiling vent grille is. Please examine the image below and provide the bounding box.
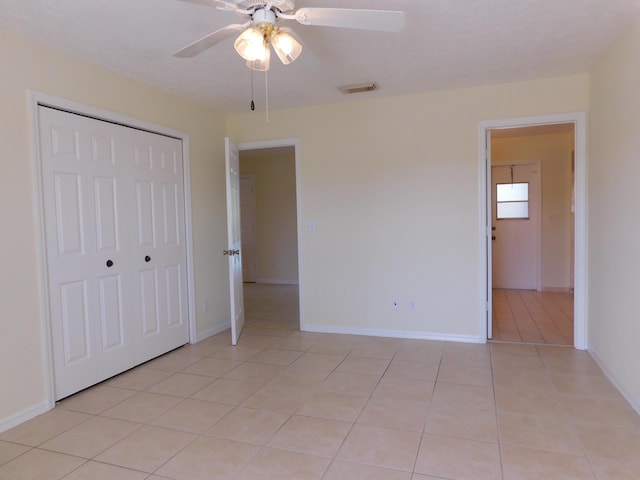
[339,83,378,94]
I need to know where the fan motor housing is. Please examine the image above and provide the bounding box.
[239,0,296,14]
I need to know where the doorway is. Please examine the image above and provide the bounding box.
[479,113,587,350]
[491,127,574,345]
[237,140,302,334]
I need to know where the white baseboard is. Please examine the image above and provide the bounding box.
[255,279,299,285]
[0,400,51,434]
[301,324,484,344]
[542,287,573,292]
[194,322,230,343]
[588,346,640,416]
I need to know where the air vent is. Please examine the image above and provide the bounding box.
[339,83,378,94]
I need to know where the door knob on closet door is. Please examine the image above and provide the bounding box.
[106,259,114,267]
[145,255,151,262]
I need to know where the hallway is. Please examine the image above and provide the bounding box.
[492,289,574,345]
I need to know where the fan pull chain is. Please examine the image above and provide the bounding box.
[250,67,255,111]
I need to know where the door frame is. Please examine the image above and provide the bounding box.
[478,112,587,349]
[29,91,197,409]
[491,161,543,292]
[236,138,304,330]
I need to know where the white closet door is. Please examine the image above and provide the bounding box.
[39,107,188,399]
[129,129,189,363]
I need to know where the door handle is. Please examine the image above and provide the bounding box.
[145,255,151,262]
[223,250,240,256]
[492,236,496,241]
[106,259,114,267]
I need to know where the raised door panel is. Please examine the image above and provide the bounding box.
[94,177,119,252]
[59,280,90,366]
[160,182,179,246]
[53,173,85,258]
[139,268,160,336]
[164,264,184,327]
[98,275,124,351]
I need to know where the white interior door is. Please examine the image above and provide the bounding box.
[39,106,188,400]
[130,129,190,363]
[240,175,257,282]
[40,107,134,398]
[225,138,245,345]
[491,162,541,290]
[485,131,493,338]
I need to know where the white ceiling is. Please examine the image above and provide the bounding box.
[2,0,640,113]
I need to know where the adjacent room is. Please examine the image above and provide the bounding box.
[489,124,576,345]
[1,1,640,478]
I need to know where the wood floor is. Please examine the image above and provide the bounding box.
[491,289,574,345]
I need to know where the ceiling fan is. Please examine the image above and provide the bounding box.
[173,0,405,71]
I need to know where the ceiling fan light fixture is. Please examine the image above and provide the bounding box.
[271,30,302,65]
[234,27,265,61]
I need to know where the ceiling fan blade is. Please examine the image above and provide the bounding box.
[173,23,247,58]
[294,8,405,32]
[177,0,236,10]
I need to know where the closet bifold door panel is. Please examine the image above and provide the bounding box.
[129,128,189,365]
[38,106,189,400]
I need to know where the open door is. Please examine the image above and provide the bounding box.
[491,162,541,290]
[225,138,245,345]
[485,129,493,339]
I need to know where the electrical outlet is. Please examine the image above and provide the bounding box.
[392,299,399,311]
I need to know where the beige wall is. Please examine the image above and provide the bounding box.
[0,27,228,428]
[226,75,589,339]
[589,15,640,410]
[492,132,574,289]
[240,148,299,284]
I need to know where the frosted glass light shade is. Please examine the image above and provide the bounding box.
[246,44,270,71]
[271,30,302,65]
[234,28,265,61]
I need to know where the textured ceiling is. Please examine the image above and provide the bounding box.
[1,0,639,113]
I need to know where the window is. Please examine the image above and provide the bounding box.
[496,182,529,219]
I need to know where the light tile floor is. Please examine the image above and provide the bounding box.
[1,285,639,479]
[492,289,574,345]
